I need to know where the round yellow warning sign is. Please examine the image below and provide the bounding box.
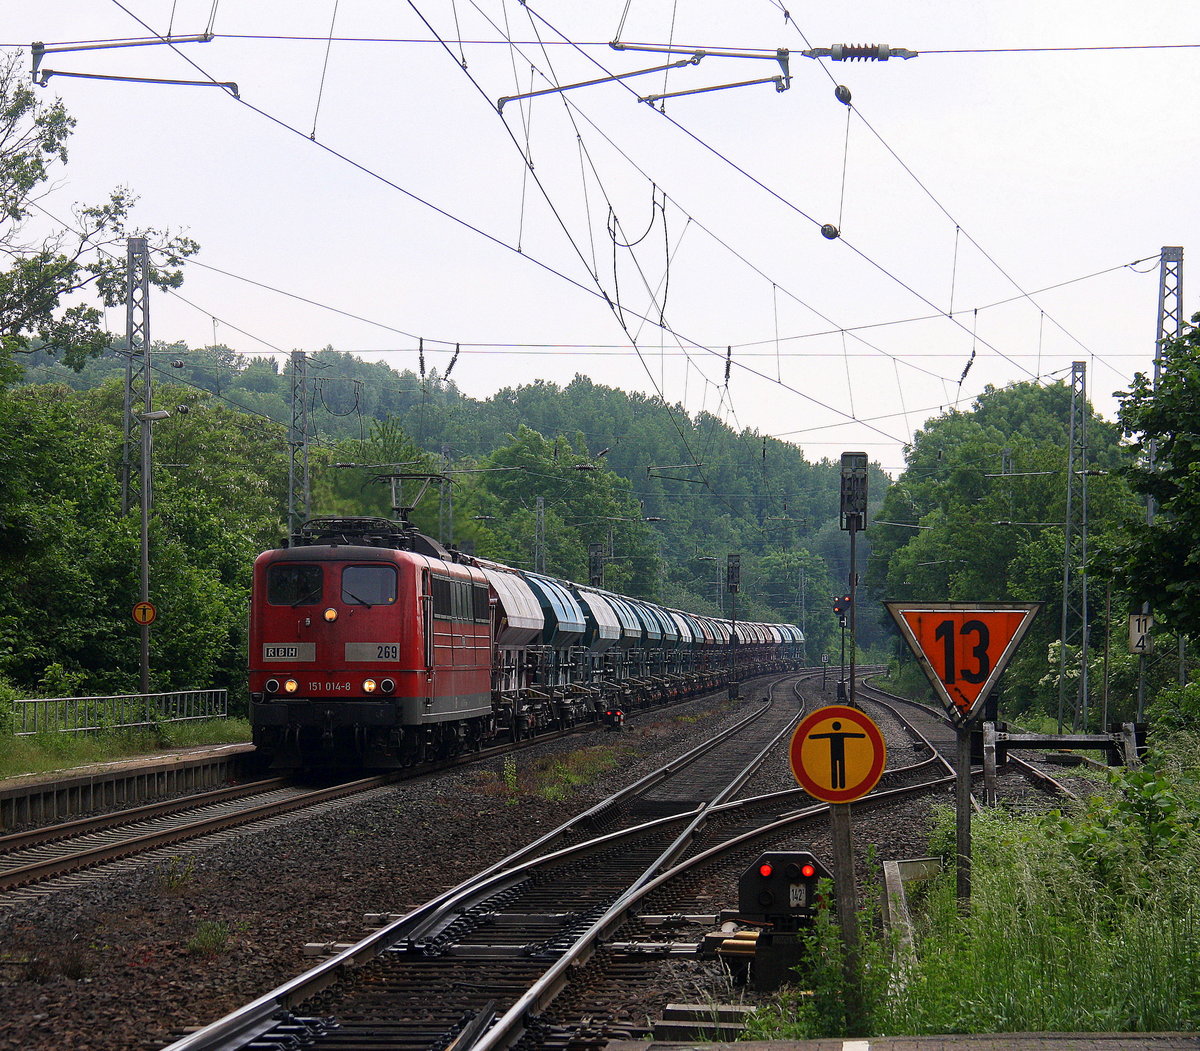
[132,601,157,626]
[789,705,886,803]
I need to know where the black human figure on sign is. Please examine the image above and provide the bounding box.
[809,721,866,789]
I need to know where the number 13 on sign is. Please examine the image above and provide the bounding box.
[933,618,991,686]
[885,602,1040,721]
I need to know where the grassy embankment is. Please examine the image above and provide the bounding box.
[0,719,251,781]
[745,733,1200,1039]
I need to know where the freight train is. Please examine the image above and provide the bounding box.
[248,516,804,768]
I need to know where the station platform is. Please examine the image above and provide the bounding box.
[0,741,255,792]
[0,742,257,829]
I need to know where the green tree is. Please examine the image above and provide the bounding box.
[754,549,834,655]
[11,338,866,651]
[0,383,133,691]
[480,424,659,593]
[0,377,287,702]
[1113,320,1200,639]
[0,50,198,374]
[315,416,440,526]
[869,380,1141,719]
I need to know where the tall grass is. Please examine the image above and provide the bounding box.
[472,743,631,802]
[0,718,251,780]
[530,745,626,801]
[749,747,1200,1039]
[876,802,1200,1035]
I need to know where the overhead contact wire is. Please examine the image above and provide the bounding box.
[309,0,340,140]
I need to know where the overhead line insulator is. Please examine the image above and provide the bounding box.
[803,44,918,62]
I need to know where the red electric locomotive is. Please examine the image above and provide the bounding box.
[249,517,494,767]
[250,514,806,769]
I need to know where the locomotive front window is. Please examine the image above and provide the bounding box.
[267,564,323,606]
[342,565,397,606]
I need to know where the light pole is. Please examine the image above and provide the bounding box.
[727,554,741,699]
[572,515,665,589]
[798,566,808,663]
[840,452,868,708]
[137,408,171,693]
[833,593,850,699]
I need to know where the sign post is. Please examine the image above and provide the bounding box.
[839,453,868,708]
[885,601,1039,909]
[790,704,886,1020]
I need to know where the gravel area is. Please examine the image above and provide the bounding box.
[0,683,989,1050]
[0,690,786,1050]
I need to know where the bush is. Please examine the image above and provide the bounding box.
[36,661,88,698]
[1147,682,1200,734]
[1050,749,1195,898]
[0,674,16,736]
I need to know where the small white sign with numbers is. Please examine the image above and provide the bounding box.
[1128,614,1154,655]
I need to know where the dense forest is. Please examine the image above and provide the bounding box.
[5,335,1197,732]
[7,343,886,700]
[2,46,1198,733]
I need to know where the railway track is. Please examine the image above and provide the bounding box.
[3,671,1086,1049]
[159,674,815,1050]
[161,670,1041,1051]
[0,678,787,908]
[0,776,399,905]
[857,679,1082,806]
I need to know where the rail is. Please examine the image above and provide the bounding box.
[12,689,228,735]
[158,687,795,1051]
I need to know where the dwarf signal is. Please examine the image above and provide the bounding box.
[738,851,831,927]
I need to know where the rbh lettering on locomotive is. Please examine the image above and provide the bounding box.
[263,644,315,661]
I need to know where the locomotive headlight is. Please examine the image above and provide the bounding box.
[264,678,280,694]
[380,678,396,694]
[363,678,378,693]
[284,678,300,694]
[324,607,338,622]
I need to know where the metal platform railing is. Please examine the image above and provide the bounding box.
[12,690,228,735]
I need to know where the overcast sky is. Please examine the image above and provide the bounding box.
[6,2,1199,473]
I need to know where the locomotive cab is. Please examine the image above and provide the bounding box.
[249,518,492,768]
